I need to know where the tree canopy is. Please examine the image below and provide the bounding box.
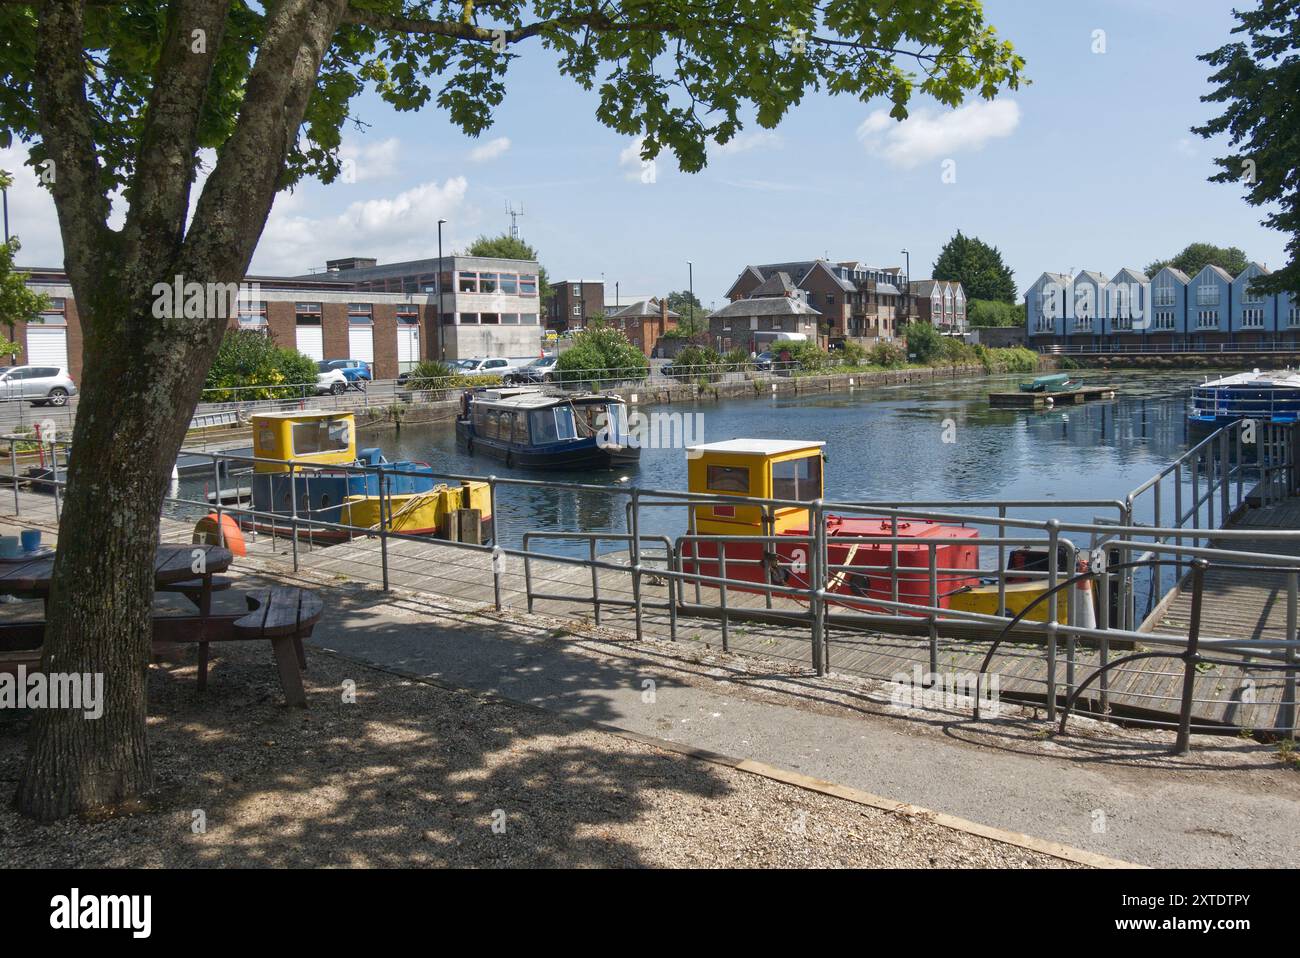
[931,231,1017,303]
[1193,0,1298,295]
[465,233,552,302]
[1144,243,1250,280]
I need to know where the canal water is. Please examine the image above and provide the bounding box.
[369,370,1203,556]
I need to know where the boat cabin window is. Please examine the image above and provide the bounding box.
[530,406,577,444]
[706,464,750,494]
[771,455,821,500]
[291,418,350,456]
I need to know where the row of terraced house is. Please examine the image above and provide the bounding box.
[1025,262,1300,350]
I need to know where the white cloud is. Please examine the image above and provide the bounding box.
[618,136,649,181]
[711,130,783,156]
[339,136,401,181]
[1174,137,1198,158]
[252,176,478,274]
[857,100,1021,169]
[469,137,511,163]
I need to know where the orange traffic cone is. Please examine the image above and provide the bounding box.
[1071,555,1096,629]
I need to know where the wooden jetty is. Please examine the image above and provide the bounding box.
[989,385,1117,408]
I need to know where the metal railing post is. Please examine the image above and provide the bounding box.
[211,457,225,547]
[1219,427,1230,523]
[378,466,390,592]
[1046,520,1060,720]
[811,499,827,675]
[1283,571,1298,736]
[9,442,18,515]
[629,487,643,640]
[1098,554,1110,715]
[288,461,300,572]
[589,537,601,625]
[49,438,60,524]
[928,542,939,680]
[718,538,729,652]
[1174,559,1207,754]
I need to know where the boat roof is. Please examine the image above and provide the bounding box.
[251,409,354,422]
[1199,369,1300,389]
[686,439,825,457]
[471,389,624,409]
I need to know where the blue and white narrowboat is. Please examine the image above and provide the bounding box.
[1189,369,1300,436]
[455,387,641,470]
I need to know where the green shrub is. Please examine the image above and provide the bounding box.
[901,320,944,365]
[967,299,1025,328]
[785,340,831,372]
[723,346,751,370]
[671,344,723,382]
[978,345,1037,373]
[204,328,319,401]
[869,341,907,368]
[404,360,456,389]
[556,322,649,387]
[838,340,868,366]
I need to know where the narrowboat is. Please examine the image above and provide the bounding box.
[681,439,1071,622]
[455,387,640,470]
[230,411,492,541]
[1018,372,1076,393]
[1189,369,1300,435]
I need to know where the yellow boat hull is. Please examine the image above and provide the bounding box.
[949,580,1070,624]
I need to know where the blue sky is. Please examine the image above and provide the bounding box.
[3,0,1285,305]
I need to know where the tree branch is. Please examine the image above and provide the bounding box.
[33,0,113,297]
[180,0,350,284]
[121,0,233,285]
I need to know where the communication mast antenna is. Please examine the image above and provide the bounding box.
[506,201,525,241]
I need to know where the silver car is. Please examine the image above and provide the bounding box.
[0,365,78,406]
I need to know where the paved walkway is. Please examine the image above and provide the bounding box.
[297,579,1299,869]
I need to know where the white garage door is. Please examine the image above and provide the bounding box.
[27,326,68,369]
[296,324,324,361]
[348,325,374,364]
[397,325,419,370]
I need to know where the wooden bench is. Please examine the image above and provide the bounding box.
[0,587,323,707]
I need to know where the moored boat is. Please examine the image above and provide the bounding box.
[455,386,640,470]
[231,410,492,541]
[680,438,1071,621]
[1018,372,1076,393]
[1189,368,1300,435]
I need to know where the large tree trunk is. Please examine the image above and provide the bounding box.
[15,287,224,821]
[14,0,348,821]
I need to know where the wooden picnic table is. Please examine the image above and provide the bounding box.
[0,543,318,706]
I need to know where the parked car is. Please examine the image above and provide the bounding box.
[0,366,78,406]
[314,366,349,395]
[456,357,519,377]
[319,359,372,383]
[504,355,558,385]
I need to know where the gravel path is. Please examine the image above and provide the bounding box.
[0,640,1074,868]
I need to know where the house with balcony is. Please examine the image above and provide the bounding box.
[1146,267,1190,346]
[1067,270,1107,347]
[1104,267,1148,342]
[1231,262,1275,345]
[1025,272,1072,341]
[1189,265,1234,344]
[909,279,968,332]
[724,259,902,346]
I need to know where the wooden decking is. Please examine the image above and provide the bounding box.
[988,386,1117,408]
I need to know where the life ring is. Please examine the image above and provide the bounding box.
[193,513,246,557]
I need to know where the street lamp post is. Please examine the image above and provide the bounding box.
[436,219,446,360]
[900,248,911,325]
[687,260,694,331]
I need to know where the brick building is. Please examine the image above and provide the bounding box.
[545,279,605,331]
[724,259,904,345]
[606,297,680,356]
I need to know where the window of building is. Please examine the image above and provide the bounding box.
[499,273,518,295]
[460,313,479,324]
[1197,310,1218,328]
[34,297,67,325]
[1196,284,1219,306]
[347,303,373,325]
[295,303,322,322]
[572,305,581,316]
[479,273,499,294]
[1290,305,1300,327]
[458,272,478,293]
[480,312,500,325]
[1242,308,1265,328]
[519,275,538,296]
[520,313,538,325]
[396,305,419,323]
[238,300,268,328]
[501,313,519,324]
